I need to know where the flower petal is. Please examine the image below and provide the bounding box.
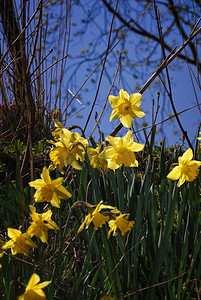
[109,109,120,121]
[41,167,52,184]
[131,106,145,118]
[108,95,119,108]
[182,148,193,162]
[7,228,21,239]
[167,166,181,181]
[29,179,46,189]
[129,93,142,106]
[120,114,133,128]
[26,273,40,290]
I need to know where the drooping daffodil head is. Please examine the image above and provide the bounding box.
[72,201,119,233]
[87,144,108,170]
[107,213,134,239]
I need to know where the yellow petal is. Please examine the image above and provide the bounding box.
[26,273,40,290]
[119,89,129,100]
[29,179,46,189]
[182,148,193,162]
[109,109,120,121]
[167,166,181,181]
[131,106,145,118]
[129,93,142,107]
[35,280,51,289]
[7,228,21,239]
[108,95,119,108]
[50,192,60,208]
[120,114,133,128]
[41,167,52,184]
[177,174,186,187]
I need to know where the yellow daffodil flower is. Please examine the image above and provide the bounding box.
[100,296,114,300]
[72,201,118,233]
[2,228,37,256]
[18,273,51,300]
[107,213,134,239]
[109,89,145,128]
[49,129,88,172]
[167,148,201,187]
[27,205,59,244]
[52,120,64,141]
[87,144,108,170]
[99,130,144,170]
[29,166,72,208]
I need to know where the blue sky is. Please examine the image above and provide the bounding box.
[45,1,201,148]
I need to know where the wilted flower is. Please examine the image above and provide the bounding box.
[27,205,59,244]
[109,89,145,128]
[87,144,108,170]
[107,213,134,239]
[29,166,72,208]
[18,273,51,300]
[72,201,118,233]
[167,148,201,187]
[99,130,144,170]
[2,228,37,256]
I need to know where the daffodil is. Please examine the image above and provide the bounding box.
[107,213,134,239]
[167,148,201,187]
[51,120,64,141]
[109,89,145,128]
[27,205,59,244]
[100,296,114,300]
[49,129,88,172]
[18,273,51,300]
[29,166,72,208]
[99,130,144,170]
[87,144,108,170]
[2,228,37,256]
[72,201,118,233]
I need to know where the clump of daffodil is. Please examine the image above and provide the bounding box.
[109,89,145,128]
[72,201,119,233]
[107,212,134,239]
[2,228,37,256]
[18,273,51,300]
[29,166,72,208]
[167,148,201,187]
[49,128,88,172]
[87,144,108,170]
[99,130,144,170]
[27,205,59,244]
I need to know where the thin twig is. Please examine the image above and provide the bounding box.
[83,0,119,132]
[110,26,201,137]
